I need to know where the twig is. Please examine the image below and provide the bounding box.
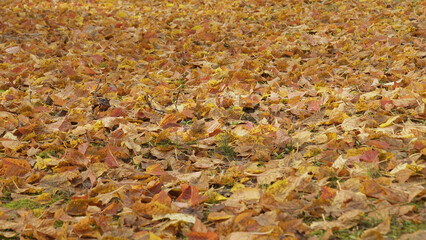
[144,75,160,85]
[144,94,166,113]
[174,89,181,112]
[0,33,41,41]
[93,79,102,100]
[29,81,32,104]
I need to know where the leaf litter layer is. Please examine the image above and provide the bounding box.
[0,0,425,239]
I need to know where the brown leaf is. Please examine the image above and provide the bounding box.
[66,199,89,216]
[0,158,31,178]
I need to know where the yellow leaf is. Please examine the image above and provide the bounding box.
[379,116,399,128]
[266,179,289,195]
[115,10,128,18]
[325,132,338,141]
[192,25,202,31]
[326,111,349,125]
[230,183,245,193]
[35,193,52,204]
[93,120,104,132]
[407,163,423,172]
[149,232,162,240]
[208,212,233,221]
[212,192,228,201]
[34,156,57,170]
[304,148,322,158]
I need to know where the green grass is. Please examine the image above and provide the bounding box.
[37,149,60,158]
[54,220,64,228]
[179,119,193,126]
[215,132,236,161]
[386,218,426,239]
[308,216,425,239]
[273,141,295,159]
[1,190,71,210]
[2,199,41,210]
[98,62,108,68]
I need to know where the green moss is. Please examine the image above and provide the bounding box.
[54,220,64,228]
[180,119,193,126]
[386,218,426,239]
[309,230,325,237]
[50,190,72,205]
[37,150,60,158]
[308,217,425,239]
[3,199,41,210]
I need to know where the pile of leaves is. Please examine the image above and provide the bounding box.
[0,0,425,239]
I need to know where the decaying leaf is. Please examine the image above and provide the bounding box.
[0,0,424,238]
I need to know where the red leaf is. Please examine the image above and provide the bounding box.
[177,184,207,207]
[360,150,378,162]
[413,140,424,151]
[78,142,89,155]
[62,65,76,77]
[307,99,322,112]
[105,147,120,168]
[177,184,192,202]
[58,116,71,132]
[12,65,25,73]
[368,140,390,150]
[91,54,103,65]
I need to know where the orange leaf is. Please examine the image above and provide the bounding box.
[110,108,127,117]
[380,97,394,110]
[146,163,166,176]
[320,186,336,200]
[84,67,96,75]
[159,113,179,128]
[187,232,219,240]
[152,191,172,206]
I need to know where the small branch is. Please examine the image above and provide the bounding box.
[29,80,32,104]
[174,89,181,112]
[93,79,102,100]
[144,94,166,113]
[0,33,41,41]
[144,75,160,85]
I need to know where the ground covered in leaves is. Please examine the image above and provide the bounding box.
[0,0,425,239]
